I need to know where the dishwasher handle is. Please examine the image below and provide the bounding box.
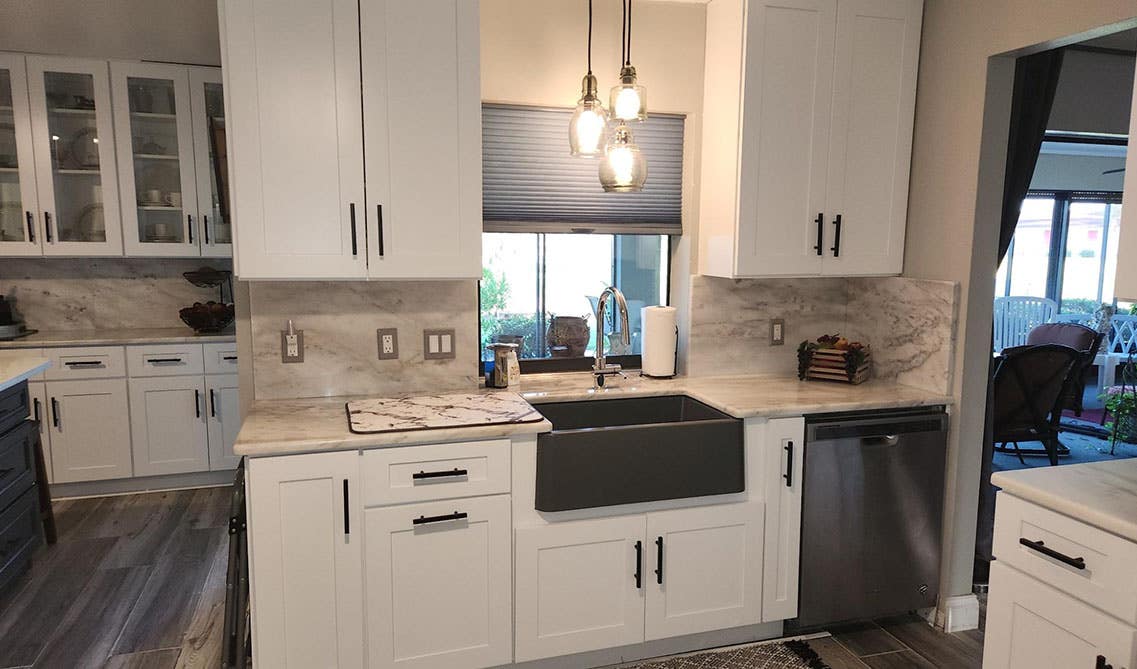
[862,434,901,447]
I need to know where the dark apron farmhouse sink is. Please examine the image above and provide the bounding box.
[532,395,744,511]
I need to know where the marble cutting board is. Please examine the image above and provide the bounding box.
[346,392,545,434]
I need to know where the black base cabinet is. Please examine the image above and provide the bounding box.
[0,381,43,594]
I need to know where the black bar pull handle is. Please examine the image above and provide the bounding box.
[349,203,358,256]
[44,211,52,243]
[209,389,217,418]
[1019,538,1085,570]
[33,398,41,423]
[655,536,664,585]
[50,397,59,429]
[187,214,193,244]
[203,215,210,244]
[64,360,104,367]
[222,355,238,361]
[26,211,35,243]
[343,479,350,535]
[831,214,842,257]
[147,358,184,364]
[784,440,794,487]
[634,540,643,589]
[376,204,385,257]
[813,213,823,256]
[413,511,468,526]
[194,389,201,418]
[412,468,468,480]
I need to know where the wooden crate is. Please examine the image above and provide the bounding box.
[806,348,871,384]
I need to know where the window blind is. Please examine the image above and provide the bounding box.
[482,103,684,235]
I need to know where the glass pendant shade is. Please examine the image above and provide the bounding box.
[610,65,647,122]
[569,74,608,156]
[599,123,647,192]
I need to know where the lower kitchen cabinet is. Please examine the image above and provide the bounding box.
[205,374,241,471]
[364,494,512,669]
[761,416,803,622]
[129,376,209,476]
[44,379,131,483]
[514,515,648,662]
[644,502,764,641]
[247,450,363,668]
[984,561,1137,668]
[26,382,52,484]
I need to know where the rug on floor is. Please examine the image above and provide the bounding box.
[620,639,831,669]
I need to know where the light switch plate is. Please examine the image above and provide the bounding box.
[423,329,456,360]
[770,318,785,346]
[377,328,399,360]
[281,330,304,363]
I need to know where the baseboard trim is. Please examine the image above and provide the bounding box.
[49,469,236,500]
[932,593,980,633]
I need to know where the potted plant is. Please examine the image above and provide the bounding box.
[1101,384,1137,445]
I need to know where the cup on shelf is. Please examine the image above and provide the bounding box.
[165,192,182,207]
[144,189,162,205]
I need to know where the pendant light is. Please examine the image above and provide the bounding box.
[599,122,647,192]
[610,0,647,122]
[569,0,608,156]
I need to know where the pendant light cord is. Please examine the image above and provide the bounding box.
[626,0,632,66]
[587,0,593,75]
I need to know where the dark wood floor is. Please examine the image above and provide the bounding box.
[0,488,231,669]
[809,605,986,668]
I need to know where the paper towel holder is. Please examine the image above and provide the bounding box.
[641,324,679,379]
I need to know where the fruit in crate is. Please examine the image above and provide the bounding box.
[797,333,871,384]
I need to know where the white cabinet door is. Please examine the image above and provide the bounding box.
[360,0,481,279]
[220,0,367,279]
[364,495,512,669]
[128,375,208,476]
[0,53,44,256]
[205,374,241,471]
[644,502,764,641]
[44,378,131,483]
[26,382,52,484]
[984,562,1137,669]
[247,451,364,669]
[514,516,646,662]
[761,416,803,622]
[187,67,231,258]
[1109,58,1137,301]
[821,0,921,276]
[735,0,835,277]
[26,56,123,257]
[111,61,200,257]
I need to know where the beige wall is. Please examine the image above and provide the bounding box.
[905,0,1136,613]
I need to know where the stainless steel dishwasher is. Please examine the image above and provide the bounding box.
[791,407,949,630]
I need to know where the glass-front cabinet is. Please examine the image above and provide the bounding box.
[0,53,41,256]
[111,62,199,256]
[26,55,123,256]
[189,67,231,257]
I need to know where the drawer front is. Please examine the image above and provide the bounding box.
[0,421,36,516]
[203,342,239,374]
[0,487,41,589]
[0,382,32,436]
[44,346,126,380]
[127,344,205,377]
[994,493,1137,625]
[361,440,510,507]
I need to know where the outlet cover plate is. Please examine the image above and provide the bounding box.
[770,319,785,346]
[377,328,399,360]
[423,329,456,360]
[280,330,304,363]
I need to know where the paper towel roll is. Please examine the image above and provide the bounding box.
[641,306,678,377]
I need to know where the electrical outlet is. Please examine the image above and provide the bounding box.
[770,318,785,346]
[281,329,304,362]
[377,328,399,360]
[423,328,456,360]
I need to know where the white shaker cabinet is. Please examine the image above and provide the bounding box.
[246,450,364,669]
[0,53,43,256]
[26,382,52,484]
[760,417,803,622]
[205,374,241,472]
[128,375,209,476]
[1108,57,1137,302]
[699,0,921,278]
[188,67,232,257]
[43,378,132,483]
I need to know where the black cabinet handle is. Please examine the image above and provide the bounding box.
[831,214,842,257]
[147,358,184,364]
[222,355,238,361]
[1096,655,1113,669]
[343,479,350,535]
[413,511,468,526]
[64,360,103,367]
[412,468,468,480]
[1019,538,1085,570]
[187,214,193,244]
[813,213,823,256]
[33,398,41,423]
[634,540,643,589]
[655,536,664,585]
[50,397,59,429]
[44,211,52,243]
[349,203,358,256]
[209,389,217,418]
[784,440,794,487]
[376,204,385,257]
[194,389,200,418]
[203,214,210,244]
[26,211,35,243]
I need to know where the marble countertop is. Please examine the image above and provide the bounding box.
[235,372,952,457]
[0,327,236,349]
[0,353,50,392]
[993,459,1137,543]
[347,392,544,434]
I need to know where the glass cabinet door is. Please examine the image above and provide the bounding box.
[189,67,231,257]
[111,62,199,256]
[26,56,123,256]
[0,54,42,256]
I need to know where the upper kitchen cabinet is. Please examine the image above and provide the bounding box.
[188,67,232,257]
[26,56,124,256]
[0,54,42,256]
[699,0,922,278]
[220,0,481,280]
[1110,59,1137,302]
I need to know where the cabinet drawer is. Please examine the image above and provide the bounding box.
[203,342,239,374]
[994,493,1137,625]
[44,346,126,380]
[361,440,510,507]
[0,421,36,514]
[0,486,41,593]
[0,382,32,436]
[127,344,205,377]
